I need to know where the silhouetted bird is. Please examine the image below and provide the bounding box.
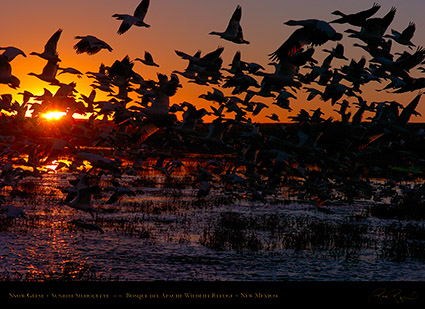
[65,186,101,218]
[199,87,227,104]
[135,51,159,67]
[397,92,423,127]
[113,0,150,34]
[210,5,250,44]
[58,67,83,78]
[30,28,62,61]
[323,43,348,60]
[266,113,280,122]
[74,35,113,55]
[345,7,397,47]
[330,3,381,26]
[270,19,342,62]
[105,180,136,204]
[385,22,416,49]
[28,59,60,85]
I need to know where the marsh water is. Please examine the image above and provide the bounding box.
[1,172,425,282]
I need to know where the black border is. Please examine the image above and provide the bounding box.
[2,281,425,306]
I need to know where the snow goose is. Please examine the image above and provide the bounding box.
[209,5,249,44]
[74,35,113,55]
[30,28,62,61]
[270,19,342,62]
[113,0,150,35]
[135,51,159,67]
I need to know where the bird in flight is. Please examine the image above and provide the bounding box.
[209,5,250,44]
[74,35,113,55]
[30,28,62,61]
[113,0,150,35]
[330,3,381,27]
[385,22,416,49]
[28,58,60,85]
[269,19,342,62]
[135,51,159,67]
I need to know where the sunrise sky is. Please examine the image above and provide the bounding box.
[1,0,425,122]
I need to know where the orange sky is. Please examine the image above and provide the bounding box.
[1,0,425,122]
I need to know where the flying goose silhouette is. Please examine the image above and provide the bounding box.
[65,186,101,218]
[345,7,397,46]
[135,51,159,67]
[28,58,60,85]
[74,35,113,55]
[210,5,250,44]
[330,3,381,26]
[113,0,150,35]
[385,22,416,49]
[270,19,342,62]
[30,28,62,61]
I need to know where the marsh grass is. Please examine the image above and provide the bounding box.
[379,222,425,262]
[94,216,152,239]
[200,211,263,252]
[200,211,375,259]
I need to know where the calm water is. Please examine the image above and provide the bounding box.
[1,173,425,281]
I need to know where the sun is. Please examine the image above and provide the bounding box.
[42,111,67,120]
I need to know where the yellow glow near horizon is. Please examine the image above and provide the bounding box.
[44,160,59,171]
[42,111,67,120]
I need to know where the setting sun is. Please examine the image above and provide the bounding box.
[42,111,67,120]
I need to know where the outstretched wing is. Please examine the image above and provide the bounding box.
[44,29,62,55]
[118,19,133,35]
[41,59,59,78]
[134,0,150,18]
[397,47,425,72]
[73,38,89,54]
[269,28,309,62]
[225,5,242,36]
[401,22,416,40]
[145,51,154,62]
[351,3,381,20]
[398,92,422,126]
[380,7,397,30]
[201,46,224,62]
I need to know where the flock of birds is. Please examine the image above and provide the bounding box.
[1,1,425,225]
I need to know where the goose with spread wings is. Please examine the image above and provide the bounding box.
[28,58,60,85]
[135,51,159,67]
[330,3,381,27]
[113,0,150,35]
[30,28,62,61]
[269,19,342,63]
[209,5,249,44]
[385,22,416,49]
[74,35,113,55]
